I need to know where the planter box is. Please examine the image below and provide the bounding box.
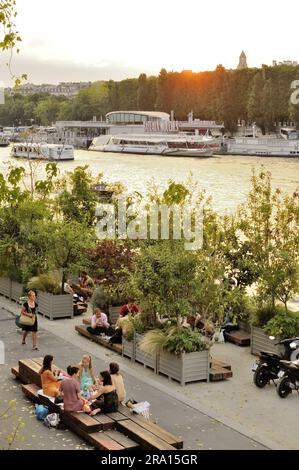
[11,281,23,302]
[0,277,11,298]
[135,333,157,372]
[108,305,122,324]
[122,337,135,360]
[37,291,73,321]
[251,326,284,356]
[238,320,251,333]
[158,350,210,386]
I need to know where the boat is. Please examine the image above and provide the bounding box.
[0,136,10,147]
[11,142,74,161]
[89,133,219,157]
[223,128,299,157]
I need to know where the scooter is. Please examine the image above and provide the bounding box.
[276,359,299,398]
[252,337,299,388]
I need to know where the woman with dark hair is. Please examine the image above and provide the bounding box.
[109,362,126,403]
[60,366,91,413]
[39,355,61,397]
[89,371,118,416]
[21,290,39,350]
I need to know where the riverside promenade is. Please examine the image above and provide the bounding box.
[1,296,295,450]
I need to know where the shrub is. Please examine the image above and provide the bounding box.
[140,326,210,355]
[27,272,61,295]
[263,313,299,338]
[251,304,286,328]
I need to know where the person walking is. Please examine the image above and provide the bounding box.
[21,290,38,350]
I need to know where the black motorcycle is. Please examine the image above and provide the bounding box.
[276,359,299,398]
[252,337,299,388]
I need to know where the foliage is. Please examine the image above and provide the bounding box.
[140,326,210,355]
[27,271,61,295]
[122,314,146,342]
[263,312,299,338]
[251,304,285,328]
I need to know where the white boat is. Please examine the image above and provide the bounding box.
[224,128,299,157]
[11,142,74,161]
[89,133,219,157]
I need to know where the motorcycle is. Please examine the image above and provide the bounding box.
[276,359,299,398]
[252,337,299,388]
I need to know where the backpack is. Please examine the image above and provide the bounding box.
[35,404,49,421]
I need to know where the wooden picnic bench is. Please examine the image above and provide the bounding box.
[12,357,183,451]
[225,329,251,347]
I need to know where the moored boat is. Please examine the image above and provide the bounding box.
[11,142,74,161]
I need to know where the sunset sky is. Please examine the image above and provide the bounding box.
[1,0,299,85]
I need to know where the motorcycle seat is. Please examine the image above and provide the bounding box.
[280,360,299,369]
[260,351,280,359]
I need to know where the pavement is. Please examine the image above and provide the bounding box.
[1,296,298,450]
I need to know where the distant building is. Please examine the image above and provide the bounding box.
[5,81,92,97]
[272,59,298,66]
[237,51,247,69]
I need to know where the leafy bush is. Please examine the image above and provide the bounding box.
[27,272,61,295]
[251,304,286,328]
[90,285,111,310]
[122,314,146,342]
[140,326,210,355]
[263,313,299,338]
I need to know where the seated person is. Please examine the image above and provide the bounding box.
[72,271,95,300]
[119,298,139,318]
[87,308,111,336]
[89,371,119,416]
[109,362,126,403]
[39,355,61,398]
[60,366,91,413]
[78,354,97,395]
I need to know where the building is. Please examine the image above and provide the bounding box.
[272,60,298,66]
[106,111,170,124]
[5,81,92,97]
[237,51,248,70]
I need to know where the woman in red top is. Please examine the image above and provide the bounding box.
[119,299,139,318]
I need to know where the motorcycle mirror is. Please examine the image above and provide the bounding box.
[290,342,297,349]
[269,336,275,340]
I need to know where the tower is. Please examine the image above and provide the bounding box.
[237,51,247,69]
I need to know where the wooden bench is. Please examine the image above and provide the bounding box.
[75,325,122,354]
[225,329,251,347]
[13,357,182,451]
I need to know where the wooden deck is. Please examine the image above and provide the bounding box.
[12,357,183,451]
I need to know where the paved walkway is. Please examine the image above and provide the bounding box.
[0,298,299,450]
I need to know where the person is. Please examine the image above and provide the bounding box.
[109,362,126,403]
[60,366,91,413]
[78,355,97,395]
[78,271,95,299]
[21,290,38,350]
[119,299,139,318]
[87,308,111,336]
[39,355,61,398]
[89,371,118,416]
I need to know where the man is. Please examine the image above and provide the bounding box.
[73,271,95,300]
[87,308,111,336]
[119,298,139,318]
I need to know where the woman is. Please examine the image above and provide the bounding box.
[21,290,38,350]
[89,371,118,416]
[60,366,90,413]
[109,362,126,403]
[78,355,97,396]
[39,355,61,398]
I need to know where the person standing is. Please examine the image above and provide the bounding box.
[21,290,38,350]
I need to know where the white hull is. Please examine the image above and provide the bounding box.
[225,137,299,157]
[91,144,213,157]
[11,143,74,161]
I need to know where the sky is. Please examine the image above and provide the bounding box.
[1,0,299,85]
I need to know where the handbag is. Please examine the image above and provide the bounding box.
[20,305,35,326]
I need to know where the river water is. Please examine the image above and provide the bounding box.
[1,147,299,213]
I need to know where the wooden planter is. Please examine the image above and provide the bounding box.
[0,277,11,298]
[37,291,73,321]
[135,333,157,372]
[108,305,122,324]
[11,281,23,302]
[157,350,210,386]
[122,337,135,360]
[251,326,284,356]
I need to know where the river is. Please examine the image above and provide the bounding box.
[1,147,299,213]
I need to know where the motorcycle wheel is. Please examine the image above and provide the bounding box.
[276,376,292,398]
[253,365,269,388]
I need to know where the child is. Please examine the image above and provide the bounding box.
[109,362,126,404]
[78,355,97,397]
